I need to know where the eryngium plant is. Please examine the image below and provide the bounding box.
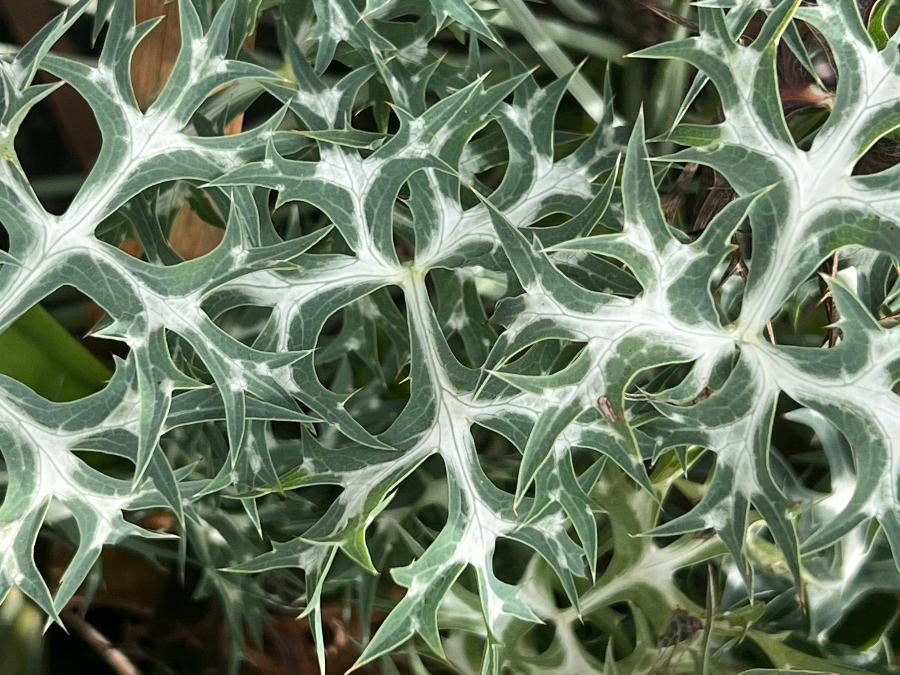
[0,0,898,672]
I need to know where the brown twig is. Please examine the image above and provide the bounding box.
[817,252,841,347]
[638,0,698,33]
[662,163,699,226]
[694,173,736,234]
[62,608,141,675]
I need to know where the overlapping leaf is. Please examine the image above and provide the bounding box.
[0,0,897,673]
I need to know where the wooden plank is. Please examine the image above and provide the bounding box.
[0,0,100,170]
[132,0,255,259]
[132,0,184,106]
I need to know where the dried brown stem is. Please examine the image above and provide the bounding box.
[662,163,699,225]
[63,608,141,675]
[818,252,841,347]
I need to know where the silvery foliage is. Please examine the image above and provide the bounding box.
[0,0,897,672]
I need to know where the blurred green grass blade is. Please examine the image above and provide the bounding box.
[550,0,600,23]
[495,0,608,122]
[647,0,691,135]
[0,304,110,401]
[489,10,627,62]
[0,590,45,675]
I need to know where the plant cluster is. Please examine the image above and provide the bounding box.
[0,0,898,673]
